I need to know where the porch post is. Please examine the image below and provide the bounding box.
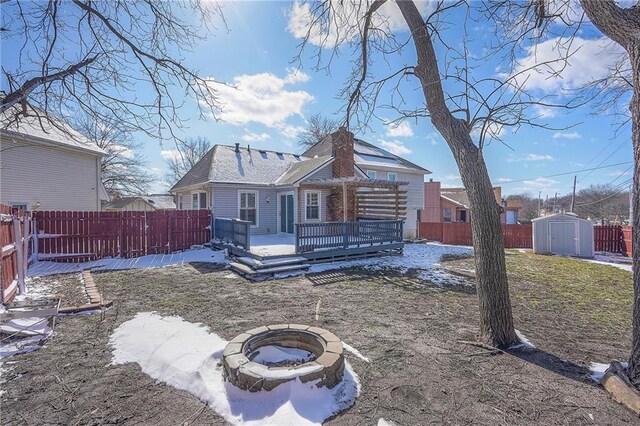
[342,182,348,222]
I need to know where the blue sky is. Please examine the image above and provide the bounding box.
[3,1,634,198]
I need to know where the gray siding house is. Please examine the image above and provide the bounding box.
[170,129,430,239]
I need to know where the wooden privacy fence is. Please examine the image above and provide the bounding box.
[33,209,211,262]
[419,222,633,256]
[1,205,32,304]
[418,222,532,248]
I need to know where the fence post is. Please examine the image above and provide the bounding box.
[118,212,124,258]
[343,222,349,249]
[13,217,25,294]
[295,224,299,254]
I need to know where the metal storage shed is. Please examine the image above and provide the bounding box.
[532,212,594,258]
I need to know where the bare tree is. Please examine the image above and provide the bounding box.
[0,1,226,140]
[74,114,153,198]
[575,0,640,384]
[293,0,582,347]
[298,113,339,150]
[165,137,211,185]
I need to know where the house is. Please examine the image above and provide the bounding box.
[1,107,109,211]
[103,194,176,212]
[422,180,522,224]
[170,128,430,241]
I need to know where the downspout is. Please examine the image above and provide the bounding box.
[96,157,101,211]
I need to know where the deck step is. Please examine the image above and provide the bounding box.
[229,261,310,280]
[236,256,308,270]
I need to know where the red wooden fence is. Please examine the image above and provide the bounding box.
[33,210,211,262]
[418,222,531,248]
[1,204,31,303]
[622,226,633,257]
[419,222,632,256]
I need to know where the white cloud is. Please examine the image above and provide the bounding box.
[108,144,135,159]
[426,132,440,145]
[608,170,631,177]
[552,131,581,140]
[385,121,414,138]
[520,177,559,189]
[161,149,181,161]
[508,153,554,162]
[495,177,512,183]
[378,139,411,156]
[276,123,305,140]
[210,69,313,139]
[241,132,271,142]
[510,36,627,94]
[533,105,558,119]
[287,1,434,47]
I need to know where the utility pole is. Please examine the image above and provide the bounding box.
[570,175,577,213]
[537,190,542,217]
[553,192,558,214]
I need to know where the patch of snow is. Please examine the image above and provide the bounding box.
[511,330,536,349]
[250,234,297,256]
[297,243,473,285]
[29,248,227,277]
[251,345,315,365]
[582,255,633,272]
[342,342,370,363]
[109,312,360,425]
[378,419,398,426]
[588,361,629,382]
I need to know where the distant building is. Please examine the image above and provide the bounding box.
[1,106,109,211]
[422,180,522,224]
[103,194,176,211]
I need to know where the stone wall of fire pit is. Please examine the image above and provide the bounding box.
[222,324,345,392]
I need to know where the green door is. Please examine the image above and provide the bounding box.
[280,194,295,234]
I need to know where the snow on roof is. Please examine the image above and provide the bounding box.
[275,155,333,185]
[171,144,313,190]
[0,104,106,156]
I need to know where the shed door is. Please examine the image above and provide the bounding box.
[549,222,577,256]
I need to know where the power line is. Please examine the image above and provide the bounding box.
[496,161,633,185]
[579,139,629,181]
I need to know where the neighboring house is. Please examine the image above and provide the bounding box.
[1,107,109,211]
[103,194,176,212]
[170,129,430,239]
[422,180,522,224]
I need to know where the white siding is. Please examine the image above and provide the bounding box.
[0,137,103,211]
[300,163,332,223]
[212,185,278,235]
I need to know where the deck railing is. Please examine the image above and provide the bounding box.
[213,217,251,250]
[295,220,403,253]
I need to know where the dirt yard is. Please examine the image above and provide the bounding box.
[0,249,636,425]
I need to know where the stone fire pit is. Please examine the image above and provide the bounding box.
[222,324,345,392]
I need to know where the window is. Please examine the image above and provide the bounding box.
[387,172,397,181]
[239,191,258,226]
[191,192,207,209]
[305,191,320,221]
[443,208,452,222]
[366,170,377,179]
[9,202,28,211]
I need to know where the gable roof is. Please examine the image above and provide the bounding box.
[275,155,333,185]
[302,136,430,174]
[0,104,106,156]
[170,145,321,191]
[103,195,176,210]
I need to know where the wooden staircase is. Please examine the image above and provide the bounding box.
[229,256,310,281]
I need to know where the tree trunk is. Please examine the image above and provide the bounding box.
[579,0,640,383]
[626,42,640,384]
[397,0,518,347]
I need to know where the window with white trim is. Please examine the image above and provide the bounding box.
[239,191,258,226]
[305,191,320,221]
[387,172,397,181]
[192,192,207,209]
[366,170,377,179]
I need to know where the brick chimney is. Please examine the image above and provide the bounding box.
[331,127,355,178]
